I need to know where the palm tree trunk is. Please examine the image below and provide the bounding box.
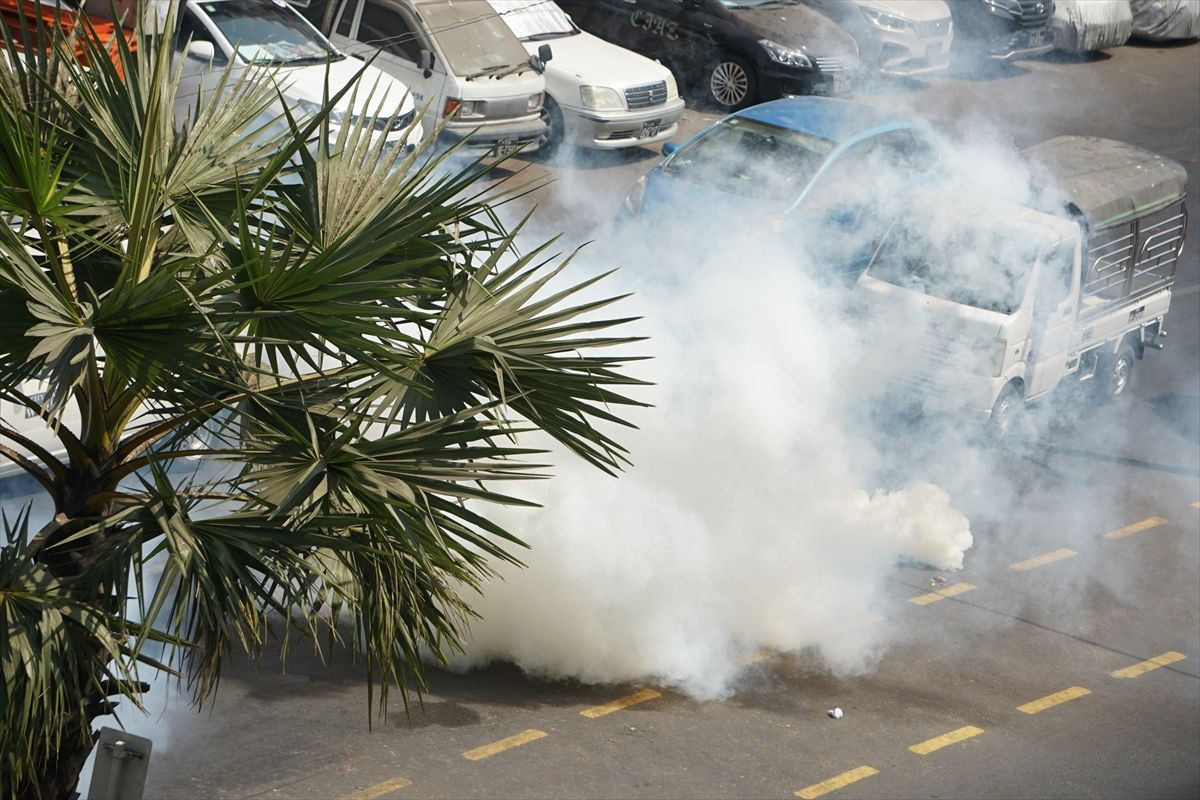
[32,714,93,800]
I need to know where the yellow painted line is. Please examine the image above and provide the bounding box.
[1103,516,1167,540]
[580,688,661,718]
[908,725,985,755]
[1010,548,1078,571]
[794,765,879,799]
[734,650,773,667]
[338,777,412,800]
[462,729,547,761]
[910,582,976,606]
[1018,686,1091,714]
[1111,651,1187,679]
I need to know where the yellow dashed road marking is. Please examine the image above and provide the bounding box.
[462,729,547,761]
[794,765,879,799]
[1011,548,1078,571]
[580,688,661,718]
[1018,686,1091,714]
[338,777,412,800]
[1103,516,1167,540]
[1111,651,1187,678]
[908,725,984,755]
[734,650,773,667]
[910,582,976,606]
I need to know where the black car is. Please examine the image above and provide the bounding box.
[950,0,1055,61]
[555,0,860,112]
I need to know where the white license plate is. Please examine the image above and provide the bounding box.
[1026,29,1044,48]
[639,120,661,139]
[832,73,850,94]
[494,137,518,156]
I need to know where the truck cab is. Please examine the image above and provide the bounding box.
[293,0,549,158]
[853,137,1187,438]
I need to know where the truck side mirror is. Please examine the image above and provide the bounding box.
[418,49,434,78]
[186,40,216,62]
[538,44,553,64]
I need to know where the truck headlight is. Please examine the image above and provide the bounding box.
[759,39,812,69]
[665,71,679,99]
[528,92,543,112]
[444,98,483,119]
[580,85,623,110]
[623,175,646,217]
[860,6,911,32]
[987,338,1008,377]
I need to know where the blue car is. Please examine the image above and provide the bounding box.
[620,96,944,278]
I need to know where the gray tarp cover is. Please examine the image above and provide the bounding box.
[1052,0,1132,52]
[1021,136,1188,230]
[1130,0,1200,40]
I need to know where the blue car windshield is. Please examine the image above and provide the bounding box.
[661,117,835,203]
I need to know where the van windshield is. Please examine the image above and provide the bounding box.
[199,0,338,65]
[487,0,578,41]
[867,216,1039,314]
[661,117,834,204]
[418,1,533,77]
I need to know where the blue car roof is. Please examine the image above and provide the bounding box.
[735,97,927,143]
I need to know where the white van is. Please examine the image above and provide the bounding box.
[293,0,549,158]
[487,0,685,153]
[102,0,424,156]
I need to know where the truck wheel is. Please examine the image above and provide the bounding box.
[706,54,756,111]
[987,383,1023,441]
[538,96,564,159]
[1095,342,1136,402]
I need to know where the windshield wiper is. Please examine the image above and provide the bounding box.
[285,52,345,66]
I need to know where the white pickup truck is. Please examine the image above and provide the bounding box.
[853,136,1188,437]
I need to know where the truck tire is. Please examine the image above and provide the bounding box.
[706,54,756,111]
[1095,342,1136,402]
[987,383,1023,441]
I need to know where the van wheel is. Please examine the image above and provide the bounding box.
[538,96,564,159]
[987,383,1023,441]
[706,54,756,111]
[1095,342,1136,402]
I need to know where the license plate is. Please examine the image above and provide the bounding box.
[494,137,518,156]
[639,120,661,139]
[832,73,850,94]
[1026,29,1044,48]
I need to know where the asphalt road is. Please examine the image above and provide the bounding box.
[10,38,1197,800]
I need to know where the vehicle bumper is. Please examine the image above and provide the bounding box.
[761,67,855,99]
[986,27,1054,60]
[868,27,953,76]
[564,97,686,150]
[878,369,1004,420]
[439,116,547,156]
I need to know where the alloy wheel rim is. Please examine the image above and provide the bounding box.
[711,62,748,107]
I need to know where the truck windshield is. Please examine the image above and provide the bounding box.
[488,0,578,41]
[867,218,1038,315]
[199,0,338,65]
[661,117,834,203]
[418,1,533,77]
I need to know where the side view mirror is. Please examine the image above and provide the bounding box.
[186,39,216,62]
[418,49,434,78]
[538,43,553,64]
[662,141,680,157]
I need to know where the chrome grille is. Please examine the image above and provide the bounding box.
[1017,0,1053,28]
[814,54,857,73]
[914,18,951,39]
[625,81,668,109]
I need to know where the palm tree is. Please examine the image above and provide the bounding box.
[0,9,644,798]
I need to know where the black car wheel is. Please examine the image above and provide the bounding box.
[707,54,756,111]
[538,95,565,158]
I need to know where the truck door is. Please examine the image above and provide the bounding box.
[1024,238,1080,401]
[334,0,446,117]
